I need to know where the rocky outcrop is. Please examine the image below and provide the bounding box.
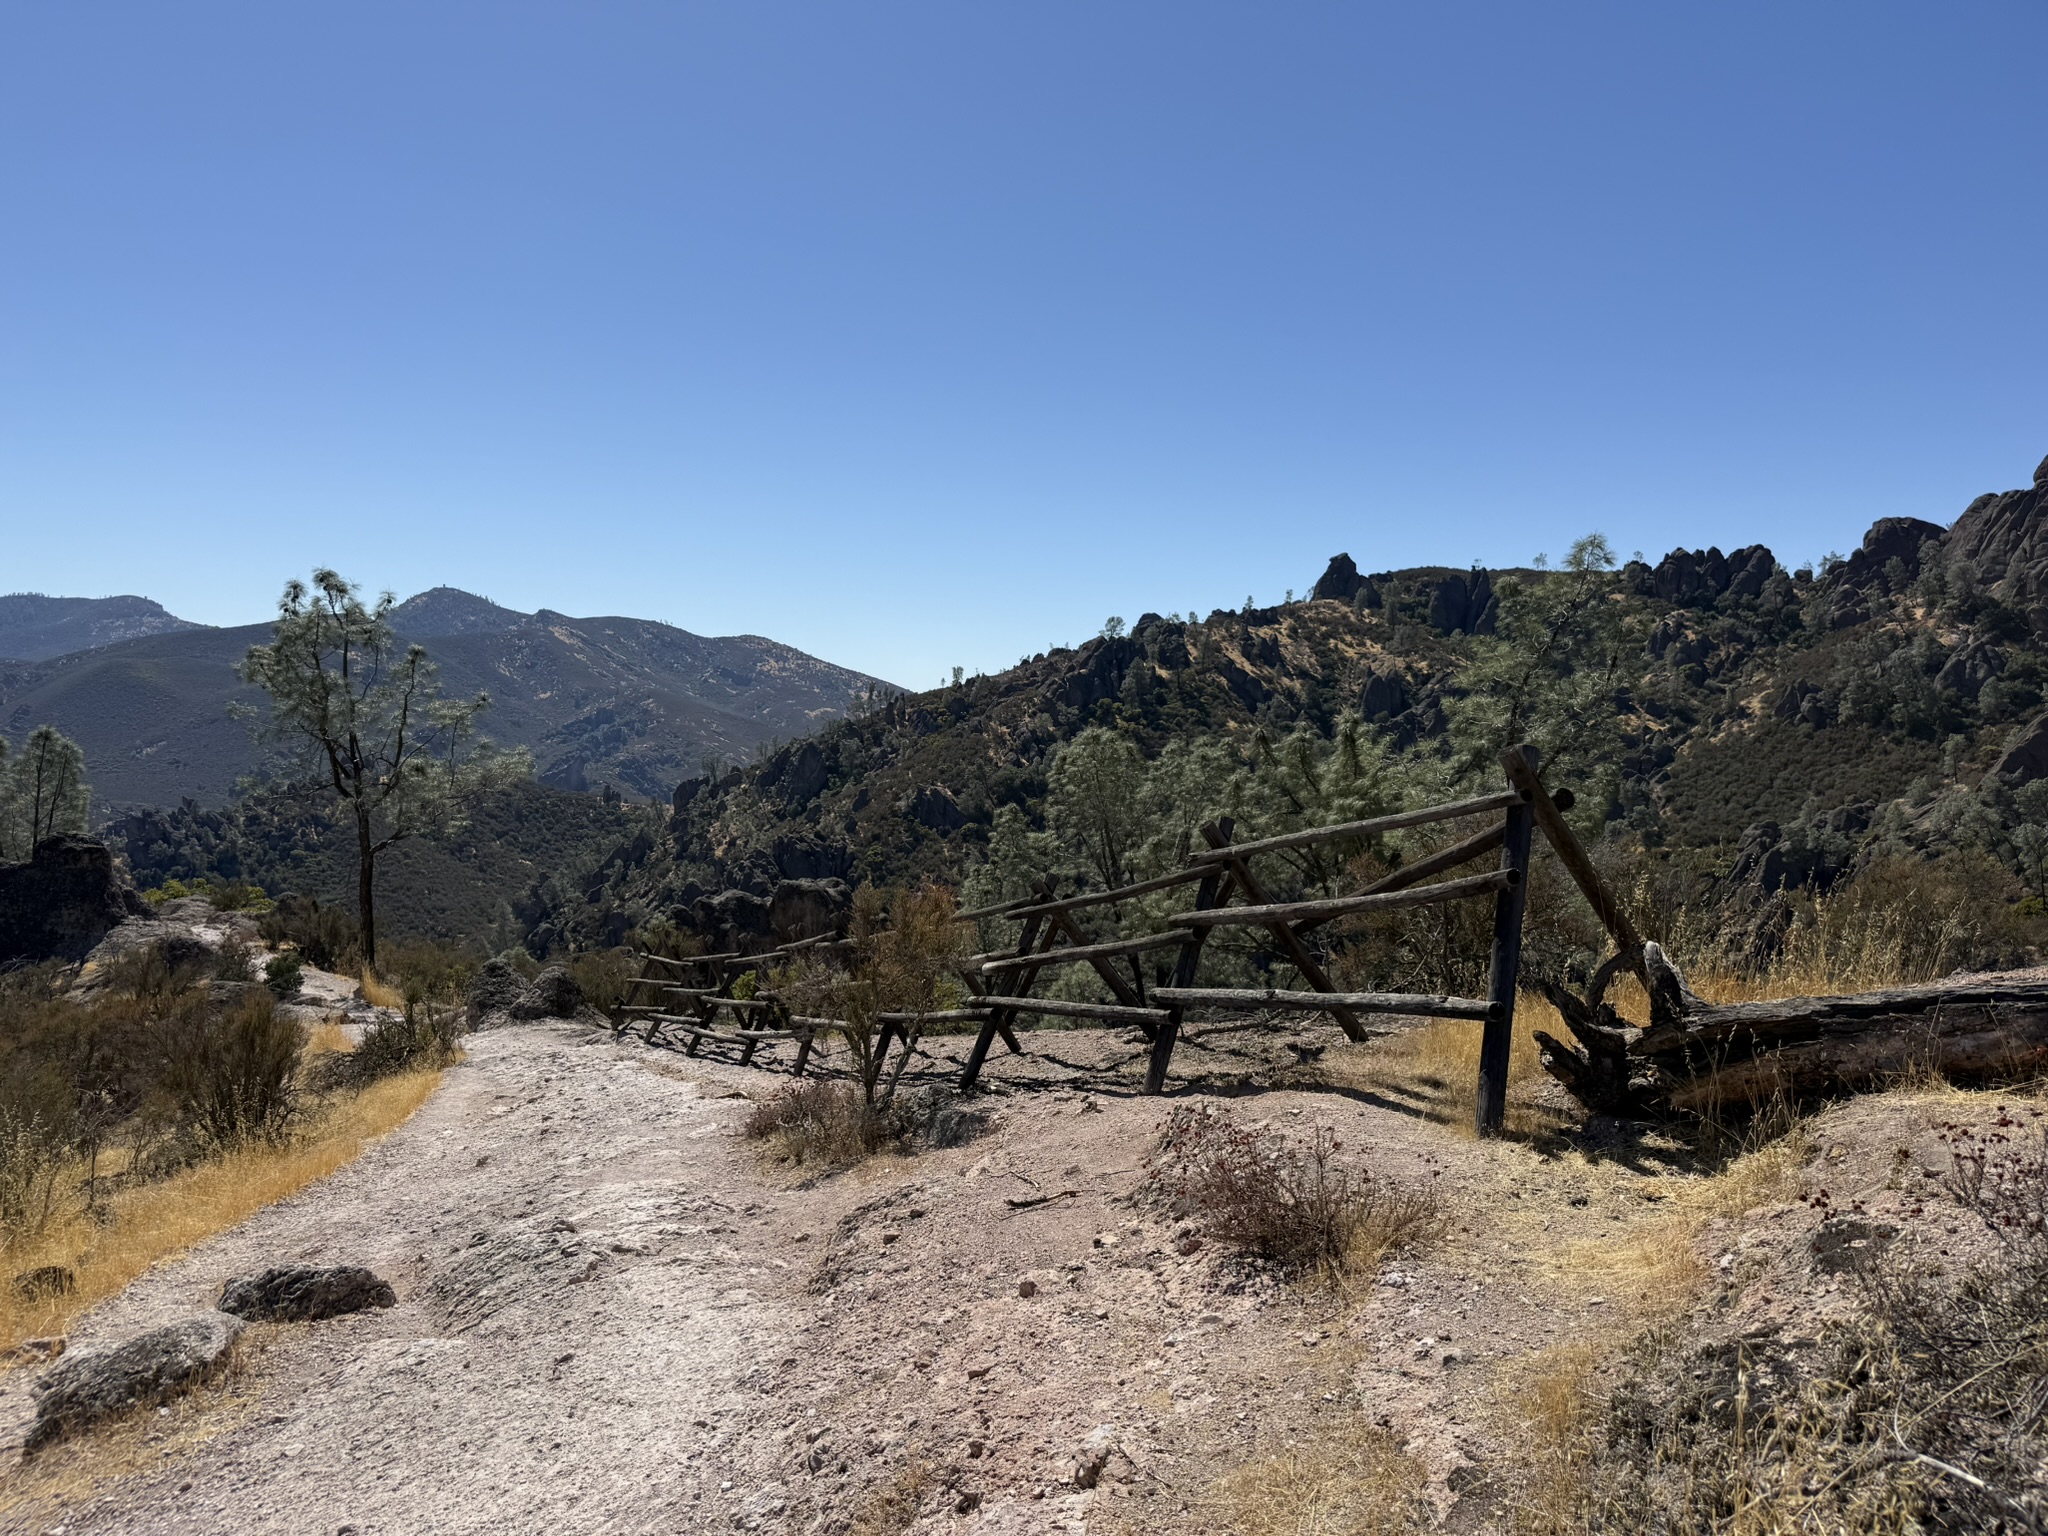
[1825,518,1944,596]
[218,1265,395,1322]
[511,964,584,1020]
[27,1314,243,1452]
[760,740,829,809]
[1425,570,1496,635]
[1945,455,2048,628]
[674,879,850,952]
[1311,553,1380,607]
[1989,710,2048,787]
[0,836,149,967]
[1638,544,1778,607]
[465,958,528,1020]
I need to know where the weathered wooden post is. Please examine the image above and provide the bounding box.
[1476,748,1537,1136]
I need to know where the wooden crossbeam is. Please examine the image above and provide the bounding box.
[1153,987,1499,1021]
[1201,824,1368,1043]
[996,865,1210,922]
[1185,791,1523,864]
[1173,868,1514,930]
[980,929,1192,974]
[990,996,1171,1026]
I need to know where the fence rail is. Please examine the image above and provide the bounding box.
[609,745,1630,1133]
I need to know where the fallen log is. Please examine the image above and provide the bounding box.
[1632,975,2048,1113]
[1536,945,2048,1115]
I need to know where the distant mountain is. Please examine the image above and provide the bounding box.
[386,587,527,637]
[0,593,198,662]
[0,589,893,813]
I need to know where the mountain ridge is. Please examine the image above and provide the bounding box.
[0,588,894,812]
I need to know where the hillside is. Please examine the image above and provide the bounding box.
[538,452,2048,959]
[0,592,198,661]
[108,778,660,951]
[0,591,892,812]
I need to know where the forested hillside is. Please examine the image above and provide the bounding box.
[539,453,2048,982]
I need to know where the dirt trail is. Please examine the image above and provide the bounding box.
[0,1013,1993,1535]
[0,1022,815,1535]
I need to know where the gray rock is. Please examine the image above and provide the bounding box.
[512,964,584,1020]
[1991,710,2048,787]
[218,1265,396,1322]
[28,1314,243,1452]
[465,957,527,1019]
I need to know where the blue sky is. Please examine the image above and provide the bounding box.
[4,3,2046,688]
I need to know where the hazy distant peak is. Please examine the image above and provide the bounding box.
[388,587,531,637]
[0,592,199,662]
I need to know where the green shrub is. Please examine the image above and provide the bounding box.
[263,952,304,999]
[258,895,361,973]
[151,991,303,1148]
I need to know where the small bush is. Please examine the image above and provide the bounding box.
[375,939,479,1007]
[0,1109,64,1250]
[152,991,303,1148]
[1145,1104,1442,1276]
[313,1003,462,1092]
[563,948,636,1016]
[258,895,360,973]
[263,952,304,999]
[742,1080,981,1167]
[210,936,257,983]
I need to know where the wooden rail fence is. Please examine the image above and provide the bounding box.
[610,745,1639,1134]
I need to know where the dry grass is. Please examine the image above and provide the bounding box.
[1542,1102,1813,1315]
[0,1067,443,1355]
[1320,994,1572,1139]
[848,1456,933,1536]
[1206,1427,1432,1535]
[1145,1105,1444,1280]
[359,969,406,1010]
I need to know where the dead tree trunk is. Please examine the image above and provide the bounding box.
[1538,944,2048,1115]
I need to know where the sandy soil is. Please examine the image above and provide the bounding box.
[0,1011,2023,1535]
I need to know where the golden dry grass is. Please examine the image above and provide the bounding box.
[1319,992,1572,1139]
[1205,1426,1432,1535]
[359,969,406,1010]
[0,1068,443,1355]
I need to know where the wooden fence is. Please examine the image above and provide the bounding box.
[612,745,1642,1134]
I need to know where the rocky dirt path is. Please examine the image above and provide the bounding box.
[6,1011,1974,1536]
[0,1021,817,1535]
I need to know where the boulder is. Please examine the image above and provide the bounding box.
[768,879,850,944]
[1990,710,2048,787]
[1934,638,2005,699]
[27,1314,243,1452]
[218,1265,396,1322]
[465,957,528,1019]
[904,785,967,831]
[0,837,150,968]
[512,964,585,1020]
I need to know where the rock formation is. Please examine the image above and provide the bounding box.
[0,836,149,967]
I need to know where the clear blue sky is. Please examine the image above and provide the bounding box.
[4,3,2046,688]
